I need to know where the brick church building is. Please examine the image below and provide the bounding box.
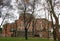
[2,13,52,38]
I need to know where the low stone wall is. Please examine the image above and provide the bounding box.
[16,31,33,37]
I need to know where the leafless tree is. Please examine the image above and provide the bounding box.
[19,0,36,40]
[47,0,60,41]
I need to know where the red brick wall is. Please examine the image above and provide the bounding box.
[2,23,12,37]
[2,18,52,38]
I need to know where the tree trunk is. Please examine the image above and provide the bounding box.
[32,20,34,36]
[50,13,57,41]
[25,28,28,40]
[48,0,60,41]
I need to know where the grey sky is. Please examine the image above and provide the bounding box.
[0,0,60,25]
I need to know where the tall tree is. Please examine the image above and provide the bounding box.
[48,0,60,41]
[19,0,36,40]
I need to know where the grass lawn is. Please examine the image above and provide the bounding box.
[0,37,53,41]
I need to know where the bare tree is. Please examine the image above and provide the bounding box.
[20,0,36,40]
[47,0,60,41]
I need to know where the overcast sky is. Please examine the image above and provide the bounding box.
[0,0,60,25]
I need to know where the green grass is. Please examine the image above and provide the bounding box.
[0,37,53,41]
